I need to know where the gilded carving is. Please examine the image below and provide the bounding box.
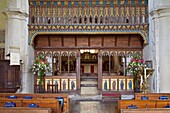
[28,0,149,45]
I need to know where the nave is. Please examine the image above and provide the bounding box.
[70,96,118,113]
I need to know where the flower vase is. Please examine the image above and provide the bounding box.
[38,70,45,85]
[133,74,140,93]
[38,71,44,93]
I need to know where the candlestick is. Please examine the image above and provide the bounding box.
[144,68,146,81]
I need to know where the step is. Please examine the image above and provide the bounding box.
[81,78,98,81]
[81,84,98,87]
[81,81,97,84]
[81,87,98,95]
[80,75,98,82]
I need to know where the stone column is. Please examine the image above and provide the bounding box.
[158,9,170,92]
[4,0,33,93]
[149,0,170,92]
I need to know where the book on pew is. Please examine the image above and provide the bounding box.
[127,104,138,109]
[141,96,148,100]
[8,95,17,99]
[159,96,169,100]
[24,96,32,99]
[28,103,39,108]
[4,102,16,107]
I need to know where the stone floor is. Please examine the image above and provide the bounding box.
[70,95,118,113]
[70,75,118,113]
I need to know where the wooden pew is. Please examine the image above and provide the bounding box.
[121,108,170,113]
[0,98,60,113]
[35,93,70,113]
[135,93,170,100]
[0,99,23,107]
[22,99,60,113]
[0,107,51,113]
[156,100,170,108]
[118,100,156,113]
[0,93,70,113]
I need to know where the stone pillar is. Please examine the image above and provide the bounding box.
[4,0,33,93]
[158,9,170,92]
[149,0,170,92]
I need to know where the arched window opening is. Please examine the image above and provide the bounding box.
[89,15,92,23]
[95,16,98,24]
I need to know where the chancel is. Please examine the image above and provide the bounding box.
[0,0,170,113]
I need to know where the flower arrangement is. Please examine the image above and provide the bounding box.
[126,53,145,76]
[31,54,50,84]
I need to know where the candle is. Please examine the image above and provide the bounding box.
[144,68,146,80]
[141,75,143,87]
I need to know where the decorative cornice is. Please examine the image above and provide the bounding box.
[28,24,149,45]
[150,7,170,18]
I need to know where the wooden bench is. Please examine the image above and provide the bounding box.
[118,100,156,113]
[156,100,170,108]
[0,93,70,113]
[0,98,60,113]
[34,93,70,112]
[22,99,60,113]
[0,99,23,107]
[121,108,170,113]
[135,93,170,100]
[0,107,51,113]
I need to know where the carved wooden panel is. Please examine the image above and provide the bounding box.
[116,35,129,47]
[0,60,20,93]
[63,36,75,47]
[103,35,116,47]
[33,34,144,49]
[77,36,88,47]
[35,35,49,47]
[90,36,102,47]
[130,35,143,47]
[50,36,62,47]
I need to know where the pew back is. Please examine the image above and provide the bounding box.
[118,100,156,113]
[0,93,70,113]
[22,99,60,113]
[135,93,170,100]
[0,99,22,107]
[156,100,170,108]
[0,107,51,113]
[121,108,170,113]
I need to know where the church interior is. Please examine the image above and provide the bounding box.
[0,0,170,113]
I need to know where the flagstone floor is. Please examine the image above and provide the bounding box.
[70,95,118,113]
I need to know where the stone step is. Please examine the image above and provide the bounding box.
[81,87,98,95]
[81,84,98,87]
[80,75,98,82]
[81,78,98,81]
[81,81,97,84]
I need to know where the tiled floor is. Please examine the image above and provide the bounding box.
[70,96,118,113]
